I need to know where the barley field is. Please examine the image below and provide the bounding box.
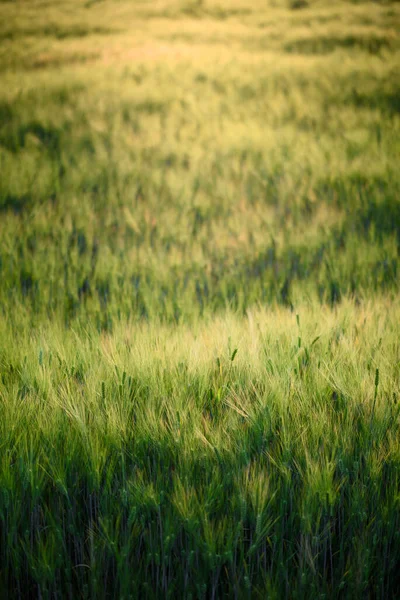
[0,0,400,598]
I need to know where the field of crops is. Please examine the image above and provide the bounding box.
[1,0,400,597]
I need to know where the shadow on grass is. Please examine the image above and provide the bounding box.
[284,33,396,55]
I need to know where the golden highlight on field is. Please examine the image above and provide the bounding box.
[0,0,399,598]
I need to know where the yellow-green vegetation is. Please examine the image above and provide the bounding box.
[0,0,399,597]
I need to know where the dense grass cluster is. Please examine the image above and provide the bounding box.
[1,302,400,598]
[0,0,399,597]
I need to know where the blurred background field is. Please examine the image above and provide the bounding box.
[1,0,400,324]
[0,0,400,598]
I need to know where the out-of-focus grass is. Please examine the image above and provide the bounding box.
[0,0,399,597]
[0,1,399,326]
